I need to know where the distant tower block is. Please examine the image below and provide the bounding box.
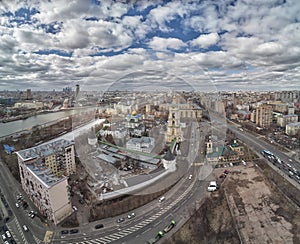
[166,95,183,144]
[75,84,80,100]
[26,89,33,100]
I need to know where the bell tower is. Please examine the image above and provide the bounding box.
[166,95,182,144]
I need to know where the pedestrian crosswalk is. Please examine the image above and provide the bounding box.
[74,179,195,244]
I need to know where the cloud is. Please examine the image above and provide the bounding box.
[149,37,186,51]
[0,0,299,91]
[254,42,283,56]
[191,33,220,49]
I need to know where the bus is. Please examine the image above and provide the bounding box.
[261,150,273,158]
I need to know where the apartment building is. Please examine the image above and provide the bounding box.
[286,122,300,136]
[16,139,76,225]
[277,114,298,127]
[256,104,273,128]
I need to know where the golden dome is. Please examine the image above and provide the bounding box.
[131,110,137,116]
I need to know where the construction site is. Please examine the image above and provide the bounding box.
[166,159,300,244]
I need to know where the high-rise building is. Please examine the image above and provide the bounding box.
[26,89,33,100]
[256,104,273,128]
[166,95,183,143]
[16,139,76,225]
[75,84,80,100]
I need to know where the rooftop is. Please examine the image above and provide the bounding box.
[16,139,73,187]
[17,139,74,161]
[27,161,66,187]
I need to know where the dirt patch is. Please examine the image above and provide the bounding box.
[165,162,300,244]
[166,189,240,244]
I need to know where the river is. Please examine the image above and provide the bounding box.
[0,107,97,138]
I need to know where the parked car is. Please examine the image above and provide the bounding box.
[70,229,79,234]
[5,230,11,238]
[60,230,69,235]
[207,181,218,192]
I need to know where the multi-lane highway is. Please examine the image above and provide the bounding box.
[0,159,44,244]
[227,121,300,185]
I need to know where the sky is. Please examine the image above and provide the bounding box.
[0,0,300,92]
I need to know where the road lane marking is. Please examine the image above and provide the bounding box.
[119,230,132,234]
[141,227,151,234]
[109,233,123,239]
[99,236,115,242]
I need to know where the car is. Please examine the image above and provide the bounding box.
[5,230,11,238]
[4,241,9,244]
[23,225,28,232]
[28,211,35,218]
[207,181,218,192]
[16,194,22,200]
[61,230,69,235]
[1,234,6,241]
[159,196,165,202]
[79,199,85,204]
[117,217,125,223]
[95,223,104,229]
[188,174,192,180]
[15,202,19,208]
[72,206,78,212]
[127,212,135,219]
[70,229,79,234]
[163,220,176,233]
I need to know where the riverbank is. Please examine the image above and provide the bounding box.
[0,106,98,139]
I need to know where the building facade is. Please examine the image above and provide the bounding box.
[256,104,273,128]
[286,122,300,136]
[126,136,155,153]
[166,96,183,143]
[277,114,298,127]
[16,139,76,225]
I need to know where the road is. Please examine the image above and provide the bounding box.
[227,121,300,186]
[0,118,213,244]
[0,159,44,244]
[4,117,298,244]
[50,120,211,244]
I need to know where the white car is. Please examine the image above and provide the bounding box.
[127,212,135,219]
[5,231,11,238]
[1,234,6,241]
[15,202,20,208]
[207,181,218,192]
[159,196,165,202]
[23,225,29,231]
[188,174,192,180]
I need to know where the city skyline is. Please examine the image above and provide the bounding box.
[0,0,300,92]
